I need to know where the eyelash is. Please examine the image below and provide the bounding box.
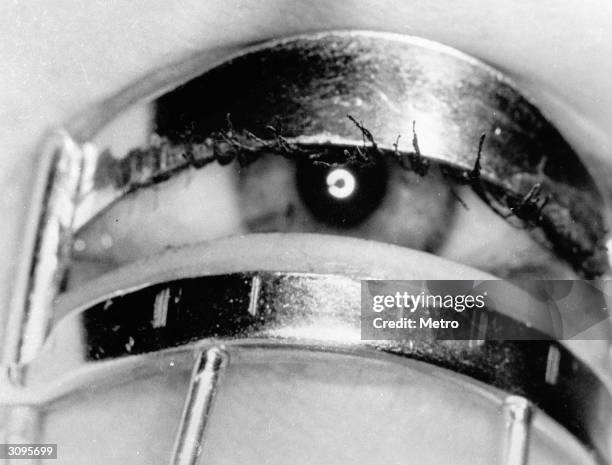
[88,112,607,279]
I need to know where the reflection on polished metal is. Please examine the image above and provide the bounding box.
[16,262,611,464]
[170,347,229,465]
[502,396,533,465]
[2,132,90,369]
[1,30,611,465]
[77,31,608,277]
[4,30,607,376]
[248,275,262,317]
[1,263,610,463]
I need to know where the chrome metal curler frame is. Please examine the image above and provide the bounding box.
[1,31,611,465]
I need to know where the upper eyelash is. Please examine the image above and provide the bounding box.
[58,30,607,281]
[88,114,608,279]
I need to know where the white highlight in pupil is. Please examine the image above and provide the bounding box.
[326,168,357,199]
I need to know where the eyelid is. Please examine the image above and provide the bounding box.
[71,31,608,277]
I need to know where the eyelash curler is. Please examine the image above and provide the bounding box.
[1,31,611,465]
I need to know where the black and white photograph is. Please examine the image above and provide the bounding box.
[1,1,611,464]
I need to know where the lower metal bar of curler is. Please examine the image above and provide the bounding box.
[170,347,229,465]
[502,395,533,465]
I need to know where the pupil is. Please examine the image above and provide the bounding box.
[296,151,389,228]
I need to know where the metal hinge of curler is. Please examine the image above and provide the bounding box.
[2,130,95,374]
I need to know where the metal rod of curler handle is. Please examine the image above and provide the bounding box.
[502,395,533,465]
[170,347,229,465]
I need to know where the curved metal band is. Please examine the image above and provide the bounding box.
[17,30,608,363]
[1,31,610,465]
[81,31,608,277]
[15,271,612,464]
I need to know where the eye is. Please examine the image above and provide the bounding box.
[237,146,454,252]
[70,32,608,284]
